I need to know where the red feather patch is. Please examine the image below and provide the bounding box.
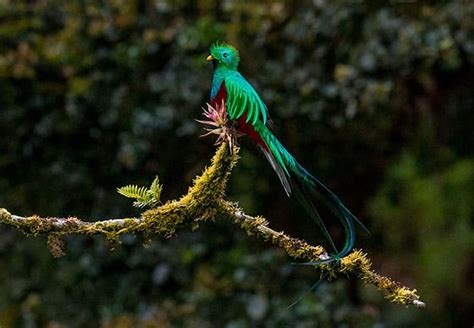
[211,82,267,149]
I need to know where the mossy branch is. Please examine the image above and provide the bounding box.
[0,142,424,308]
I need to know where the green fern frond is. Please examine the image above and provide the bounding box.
[149,176,162,201]
[132,199,153,208]
[117,185,149,200]
[117,178,162,209]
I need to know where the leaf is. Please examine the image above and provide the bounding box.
[117,177,162,209]
[117,185,149,200]
[148,176,162,201]
[133,199,154,208]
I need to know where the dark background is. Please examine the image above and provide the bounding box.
[1,1,473,327]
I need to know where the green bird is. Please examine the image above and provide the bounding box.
[206,42,367,263]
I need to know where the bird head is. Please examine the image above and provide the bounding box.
[207,42,240,70]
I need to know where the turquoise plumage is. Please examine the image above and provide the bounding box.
[207,42,367,263]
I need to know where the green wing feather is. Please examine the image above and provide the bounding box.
[224,74,268,126]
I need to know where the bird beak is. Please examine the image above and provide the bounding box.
[206,55,214,61]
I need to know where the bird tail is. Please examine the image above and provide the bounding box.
[254,123,368,263]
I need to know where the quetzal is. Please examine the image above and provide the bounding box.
[206,42,366,263]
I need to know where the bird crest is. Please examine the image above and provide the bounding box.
[210,41,238,53]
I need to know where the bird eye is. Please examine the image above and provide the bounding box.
[223,52,228,58]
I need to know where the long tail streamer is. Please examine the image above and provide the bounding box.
[255,122,368,263]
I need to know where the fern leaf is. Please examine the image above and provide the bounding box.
[133,199,153,208]
[117,185,148,200]
[148,176,162,201]
[118,177,162,209]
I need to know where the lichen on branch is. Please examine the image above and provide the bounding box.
[0,140,425,308]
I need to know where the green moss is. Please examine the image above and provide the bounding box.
[1,143,238,242]
[340,250,371,274]
[0,208,12,223]
[279,237,325,262]
[140,143,239,237]
[390,287,419,306]
[237,215,268,237]
[0,140,425,308]
[15,215,54,236]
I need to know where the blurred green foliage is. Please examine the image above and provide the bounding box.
[371,153,474,306]
[0,0,473,327]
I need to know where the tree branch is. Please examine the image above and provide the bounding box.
[0,142,425,308]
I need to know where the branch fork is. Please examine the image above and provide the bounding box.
[0,103,425,308]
